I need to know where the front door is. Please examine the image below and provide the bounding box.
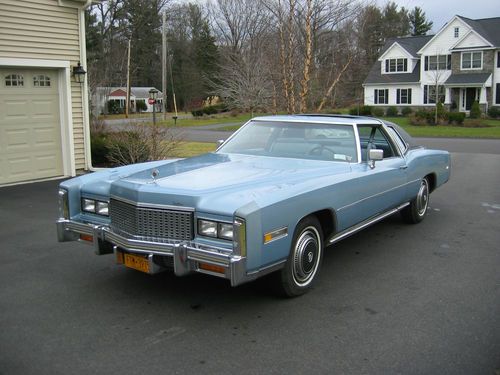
[461,88,478,111]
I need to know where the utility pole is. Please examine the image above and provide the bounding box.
[125,38,131,118]
[162,10,167,121]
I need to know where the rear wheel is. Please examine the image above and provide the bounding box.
[402,177,430,224]
[277,216,323,297]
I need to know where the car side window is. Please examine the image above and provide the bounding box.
[386,126,408,154]
[358,125,398,161]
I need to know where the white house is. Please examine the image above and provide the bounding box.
[363,15,500,114]
[93,87,164,115]
[0,0,100,186]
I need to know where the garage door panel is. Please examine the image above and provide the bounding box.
[0,68,63,184]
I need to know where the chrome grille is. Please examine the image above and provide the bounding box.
[109,198,193,241]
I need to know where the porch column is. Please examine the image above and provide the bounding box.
[444,87,451,104]
[479,86,487,103]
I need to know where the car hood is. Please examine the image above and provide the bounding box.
[84,153,352,215]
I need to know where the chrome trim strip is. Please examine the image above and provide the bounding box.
[353,123,362,164]
[328,202,410,244]
[337,179,420,212]
[109,195,195,212]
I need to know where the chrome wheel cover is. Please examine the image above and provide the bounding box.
[416,179,429,217]
[292,226,321,287]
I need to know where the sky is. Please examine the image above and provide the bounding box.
[374,0,500,32]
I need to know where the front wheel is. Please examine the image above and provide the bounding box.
[402,177,430,224]
[277,216,323,297]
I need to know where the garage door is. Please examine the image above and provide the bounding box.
[0,68,63,185]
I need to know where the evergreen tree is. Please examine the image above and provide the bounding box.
[382,2,410,38]
[409,7,433,36]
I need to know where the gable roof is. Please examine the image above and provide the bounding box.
[457,16,500,47]
[363,61,421,85]
[379,35,434,58]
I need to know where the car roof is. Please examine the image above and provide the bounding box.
[252,114,385,125]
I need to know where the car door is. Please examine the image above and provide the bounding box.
[337,124,407,227]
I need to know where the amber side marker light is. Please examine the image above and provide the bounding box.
[199,263,226,274]
[80,234,93,242]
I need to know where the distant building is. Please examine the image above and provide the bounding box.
[93,87,164,115]
[363,15,500,114]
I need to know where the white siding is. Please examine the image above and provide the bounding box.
[455,32,491,49]
[419,18,471,56]
[0,0,85,170]
[364,85,422,106]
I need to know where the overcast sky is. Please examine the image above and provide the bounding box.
[375,0,499,32]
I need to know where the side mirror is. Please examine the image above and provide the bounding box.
[216,139,225,150]
[368,149,383,169]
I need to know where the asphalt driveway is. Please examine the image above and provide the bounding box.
[0,139,499,375]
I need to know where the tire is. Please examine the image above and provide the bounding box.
[276,216,324,297]
[402,177,430,224]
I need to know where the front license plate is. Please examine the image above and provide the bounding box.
[123,253,150,273]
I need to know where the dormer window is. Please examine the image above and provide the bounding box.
[385,58,407,73]
[454,27,459,38]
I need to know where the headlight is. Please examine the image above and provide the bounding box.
[82,198,109,216]
[58,189,69,219]
[198,220,218,238]
[197,219,234,241]
[218,223,233,240]
[96,201,109,216]
[82,198,96,213]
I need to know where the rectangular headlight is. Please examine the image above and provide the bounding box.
[218,223,233,240]
[96,201,109,216]
[58,188,69,219]
[198,219,218,238]
[82,198,96,213]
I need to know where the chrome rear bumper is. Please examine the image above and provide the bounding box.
[56,219,250,286]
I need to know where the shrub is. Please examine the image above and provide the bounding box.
[372,107,384,117]
[349,107,359,115]
[413,109,435,125]
[436,102,445,119]
[191,108,204,117]
[107,100,122,114]
[447,112,465,125]
[401,107,412,117]
[463,119,490,128]
[358,105,372,116]
[91,133,109,166]
[203,105,218,115]
[385,106,398,117]
[136,99,147,113]
[470,101,481,118]
[488,106,500,118]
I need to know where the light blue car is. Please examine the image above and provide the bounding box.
[57,115,451,296]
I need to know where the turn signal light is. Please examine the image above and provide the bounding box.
[199,263,226,274]
[80,234,93,242]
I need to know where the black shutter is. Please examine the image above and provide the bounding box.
[447,55,452,70]
[424,56,428,71]
[385,60,389,73]
[404,59,408,72]
[385,89,389,104]
[496,84,500,104]
[374,89,378,104]
[408,89,412,104]
[397,89,400,104]
[498,52,500,68]
[424,85,428,104]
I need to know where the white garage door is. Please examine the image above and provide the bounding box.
[0,68,63,184]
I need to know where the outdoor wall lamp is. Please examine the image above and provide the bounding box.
[72,62,86,84]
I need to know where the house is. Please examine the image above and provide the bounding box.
[363,15,500,114]
[93,87,164,115]
[0,0,100,185]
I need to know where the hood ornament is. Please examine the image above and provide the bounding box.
[151,169,160,183]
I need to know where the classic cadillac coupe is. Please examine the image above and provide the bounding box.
[57,115,450,296]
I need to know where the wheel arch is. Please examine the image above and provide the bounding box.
[425,173,437,193]
[301,209,337,242]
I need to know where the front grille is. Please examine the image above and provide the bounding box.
[109,198,193,241]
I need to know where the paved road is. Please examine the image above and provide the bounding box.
[1,139,499,375]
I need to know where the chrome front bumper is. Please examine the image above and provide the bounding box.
[56,219,250,286]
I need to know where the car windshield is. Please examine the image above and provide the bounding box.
[217,120,358,162]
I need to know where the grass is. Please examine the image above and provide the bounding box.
[384,117,500,138]
[173,142,216,158]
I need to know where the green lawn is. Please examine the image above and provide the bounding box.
[384,117,500,138]
[173,142,216,158]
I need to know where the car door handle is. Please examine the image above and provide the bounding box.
[399,165,408,169]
